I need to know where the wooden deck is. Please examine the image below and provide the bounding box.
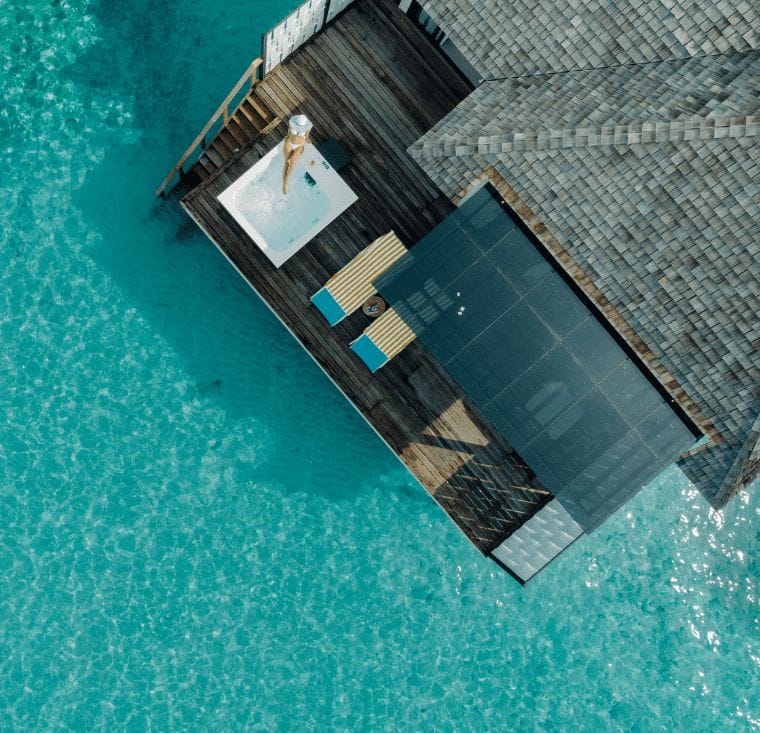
[181,0,551,553]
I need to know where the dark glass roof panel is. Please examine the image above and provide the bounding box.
[375,184,698,532]
[452,300,556,392]
[487,230,553,295]
[599,358,664,426]
[406,258,521,357]
[458,194,520,252]
[538,389,631,484]
[486,345,593,446]
[525,273,590,338]
[564,317,627,382]
[637,403,696,461]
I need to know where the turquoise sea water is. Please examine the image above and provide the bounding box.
[1,0,757,729]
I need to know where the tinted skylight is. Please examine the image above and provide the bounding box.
[376,185,698,531]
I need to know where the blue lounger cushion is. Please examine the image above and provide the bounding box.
[350,334,389,373]
[310,287,347,326]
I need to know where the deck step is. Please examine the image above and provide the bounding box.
[225,118,249,147]
[236,101,257,125]
[236,101,260,129]
[194,159,210,180]
[245,94,274,124]
[239,99,269,129]
[196,154,217,179]
[213,136,235,160]
[203,145,225,169]
[216,129,239,155]
[231,112,258,139]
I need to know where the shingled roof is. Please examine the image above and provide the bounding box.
[411,4,759,505]
[420,0,758,78]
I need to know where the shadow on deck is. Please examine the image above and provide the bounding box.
[181,0,551,552]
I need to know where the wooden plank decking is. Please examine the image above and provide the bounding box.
[181,0,551,553]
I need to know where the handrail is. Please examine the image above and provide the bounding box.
[155,56,264,197]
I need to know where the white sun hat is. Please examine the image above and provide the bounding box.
[289,114,312,135]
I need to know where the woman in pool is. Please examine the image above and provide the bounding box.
[282,114,313,194]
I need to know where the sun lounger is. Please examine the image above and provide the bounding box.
[350,307,416,372]
[310,231,407,325]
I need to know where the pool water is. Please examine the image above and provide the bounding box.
[236,163,325,248]
[1,0,757,730]
[230,145,327,250]
[218,142,356,267]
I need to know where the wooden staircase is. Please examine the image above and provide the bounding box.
[156,57,284,197]
[192,90,280,181]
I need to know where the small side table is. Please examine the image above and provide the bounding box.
[318,138,352,171]
[362,295,386,318]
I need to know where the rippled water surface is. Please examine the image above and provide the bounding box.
[1,0,757,730]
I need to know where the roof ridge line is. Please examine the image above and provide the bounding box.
[410,115,760,159]
[476,47,760,83]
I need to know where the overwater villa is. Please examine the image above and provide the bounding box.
[157,0,759,583]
